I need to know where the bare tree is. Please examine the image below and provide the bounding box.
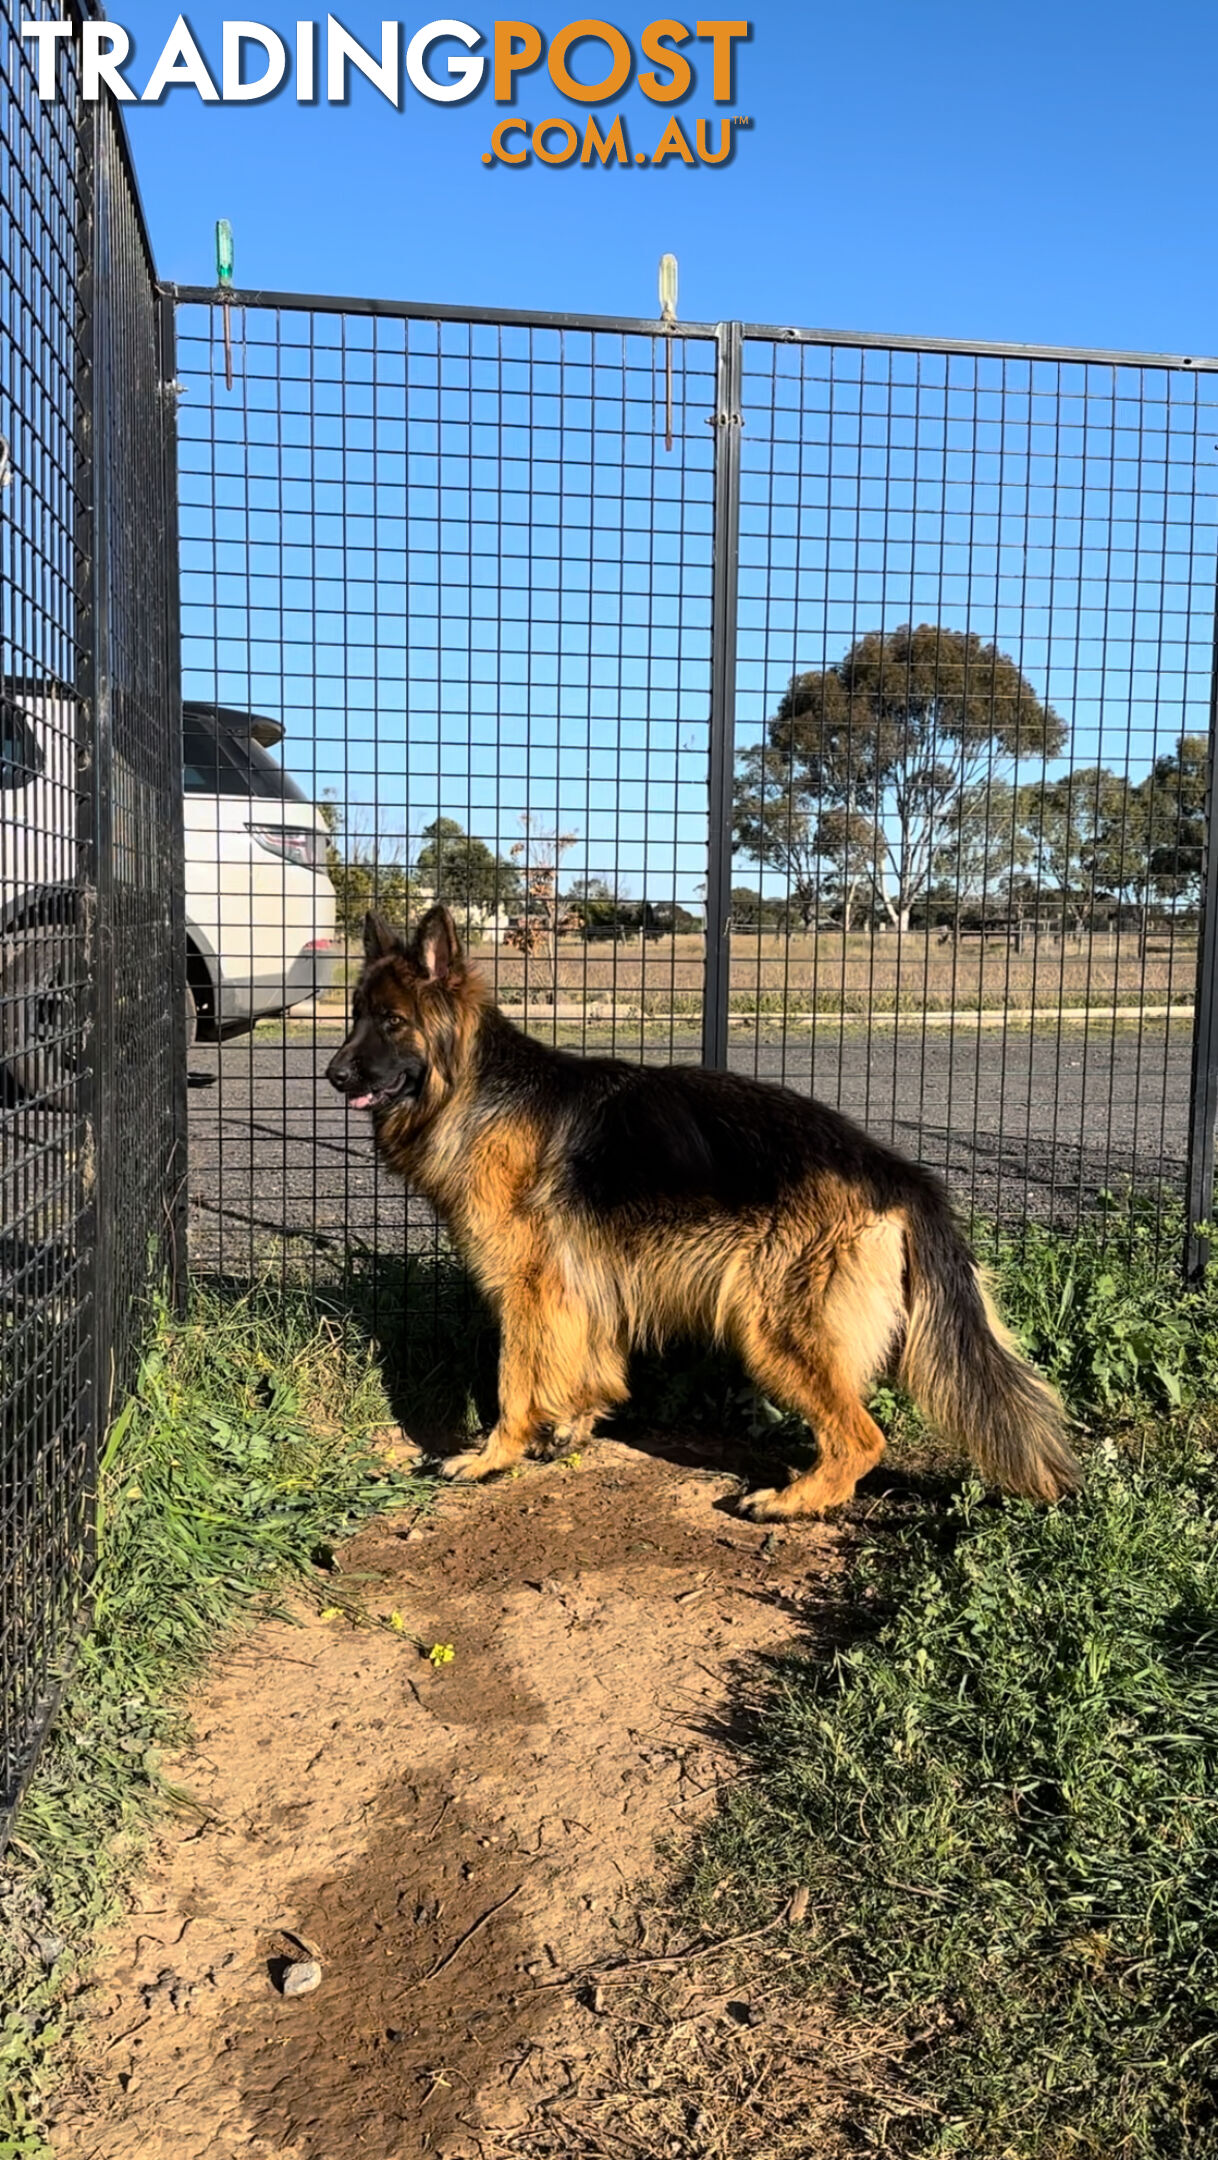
[504,814,580,1004]
[320,796,417,941]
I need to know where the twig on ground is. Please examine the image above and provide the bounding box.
[407,1883,523,1988]
[533,1914,785,1991]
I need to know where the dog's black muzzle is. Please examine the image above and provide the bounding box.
[326,1039,426,1113]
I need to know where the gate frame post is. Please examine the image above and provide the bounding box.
[1184,607,1218,1279]
[702,320,744,1072]
[158,288,188,1312]
[84,95,117,1510]
[74,69,103,1587]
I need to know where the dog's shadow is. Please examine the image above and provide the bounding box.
[409,1379,953,1530]
[606,1416,953,1517]
[332,1259,959,1520]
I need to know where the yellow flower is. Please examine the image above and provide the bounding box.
[388,1610,407,1633]
[427,1642,455,1667]
[319,1606,344,1623]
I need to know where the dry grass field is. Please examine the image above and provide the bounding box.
[320,928,1198,1018]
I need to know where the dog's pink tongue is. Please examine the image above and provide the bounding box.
[348,1091,374,1111]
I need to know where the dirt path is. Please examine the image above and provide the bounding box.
[53,1437,848,2160]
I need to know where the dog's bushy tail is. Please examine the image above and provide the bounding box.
[898,1189,1080,1501]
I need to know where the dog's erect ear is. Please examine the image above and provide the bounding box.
[413,904,463,985]
[364,911,406,965]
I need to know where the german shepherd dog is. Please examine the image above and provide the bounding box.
[326,907,1079,1520]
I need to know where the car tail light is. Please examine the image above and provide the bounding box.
[247,823,327,873]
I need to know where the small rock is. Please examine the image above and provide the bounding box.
[787,1885,811,1925]
[281,1959,322,1998]
[34,1932,66,1969]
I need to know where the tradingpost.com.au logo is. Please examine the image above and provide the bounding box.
[21,17,752,168]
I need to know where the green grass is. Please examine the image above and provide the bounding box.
[6,1212,1218,2156]
[996,1205,1216,1421]
[681,1210,1218,2158]
[0,1279,428,2159]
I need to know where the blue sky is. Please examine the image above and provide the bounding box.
[118,1,1218,353]
[105,4,1218,904]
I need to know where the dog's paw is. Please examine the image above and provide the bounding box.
[441,1449,497,1483]
[740,1475,856,1521]
[738,1485,784,1521]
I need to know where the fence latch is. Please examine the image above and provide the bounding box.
[659,253,677,453]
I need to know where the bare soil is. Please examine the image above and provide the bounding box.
[53,1435,852,2160]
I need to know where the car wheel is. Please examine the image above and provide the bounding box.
[0,927,79,1101]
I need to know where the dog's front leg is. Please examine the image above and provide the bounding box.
[441,1284,551,1483]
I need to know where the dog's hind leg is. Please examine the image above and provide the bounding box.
[736,1217,904,1520]
[736,1323,887,1519]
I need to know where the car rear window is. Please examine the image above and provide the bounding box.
[182,712,308,802]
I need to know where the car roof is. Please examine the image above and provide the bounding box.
[3,683,288,754]
[183,701,285,748]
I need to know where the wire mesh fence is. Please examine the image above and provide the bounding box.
[6,49,1218,1828]
[170,296,721,1327]
[167,289,1218,1303]
[730,332,1218,1252]
[92,104,186,1396]
[0,11,182,1834]
[0,0,94,1833]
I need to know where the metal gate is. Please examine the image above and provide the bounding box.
[5,31,1218,1836]
[0,7,183,1833]
[164,285,1218,1293]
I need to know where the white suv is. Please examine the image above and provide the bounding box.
[181,701,336,1041]
[0,687,335,1096]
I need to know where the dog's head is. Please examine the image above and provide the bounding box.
[326,904,477,1123]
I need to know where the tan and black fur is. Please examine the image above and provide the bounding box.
[326,906,1079,1520]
